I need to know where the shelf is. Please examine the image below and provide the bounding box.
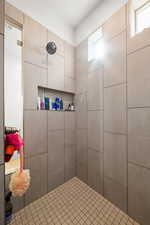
[38,85,75,95]
[38,86,75,112]
[38,110,76,112]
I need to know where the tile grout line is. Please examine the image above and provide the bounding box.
[104,81,127,89]
[127,42,150,56]
[102,59,105,196]
[125,7,129,213]
[128,161,150,171]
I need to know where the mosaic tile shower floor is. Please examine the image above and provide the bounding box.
[10,178,139,225]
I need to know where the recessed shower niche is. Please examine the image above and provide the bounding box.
[38,86,75,112]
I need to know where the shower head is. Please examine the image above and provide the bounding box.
[46,41,57,55]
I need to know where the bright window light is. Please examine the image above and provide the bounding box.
[88,28,105,62]
[135,1,150,33]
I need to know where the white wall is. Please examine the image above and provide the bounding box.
[75,0,128,45]
[4,24,23,134]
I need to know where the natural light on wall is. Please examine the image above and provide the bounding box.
[135,1,150,33]
[88,27,105,62]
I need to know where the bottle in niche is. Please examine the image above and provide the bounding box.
[60,98,63,111]
[55,98,60,111]
[52,98,56,110]
[68,104,71,111]
[49,98,52,110]
[71,103,75,111]
[37,97,41,110]
[40,96,45,110]
[44,97,50,110]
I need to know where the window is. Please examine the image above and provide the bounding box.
[135,1,150,33]
[88,27,105,62]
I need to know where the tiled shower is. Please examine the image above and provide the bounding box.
[0,1,150,225]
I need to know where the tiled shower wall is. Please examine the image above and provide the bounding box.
[0,0,5,224]
[5,2,76,212]
[4,1,150,225]
[76,3,150,225]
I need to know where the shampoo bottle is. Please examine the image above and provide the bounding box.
[40,95,45,110]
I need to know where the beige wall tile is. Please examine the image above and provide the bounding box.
[48,130,64,173]
[65,105,76,148]
[76,41,88,95]
[25,154,48,205]
[88,60,103,73]
[88,149,103,194]
[128,45,150,107]
[48,111,64,131]
[0,0,4,34]
[0,35,4,139]
[23,62,47,110]
[75,93,88,129]
[128,108,150,169]
[76,40,88,78]
[104,176,127,213]
[48,169,64,191]
[48,31,64,56]
[128,163,150,225]
[87,68,103,111]
[65,112,76,130]
[76,129,88,182]
[64,77,75,93]
[65,106,76,148]
[24,111,47,157]
[128,28,150,54]
[48,53,65,91]
[104,84,127,134]
[77,163,88,184]
[103,5,126,41]
[23,16,47,68]
[76,40,88,67]
[64,42,75,79]
[104,31,126,87]
[5,2,23,25]
[76,75,87,94]
[104,132,127,186]
[65,145,76,181]
[88,111,103,152]
[65,129,76,147]
[48,127,65,191]
[77,129,88,164]
[47,130,65,191]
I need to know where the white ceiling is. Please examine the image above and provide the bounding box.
[7,0,104,44]
[43,0,104,27]
[8,0,103,27]
[7,0,127,45]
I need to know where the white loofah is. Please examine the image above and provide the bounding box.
[9,169,30,197]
